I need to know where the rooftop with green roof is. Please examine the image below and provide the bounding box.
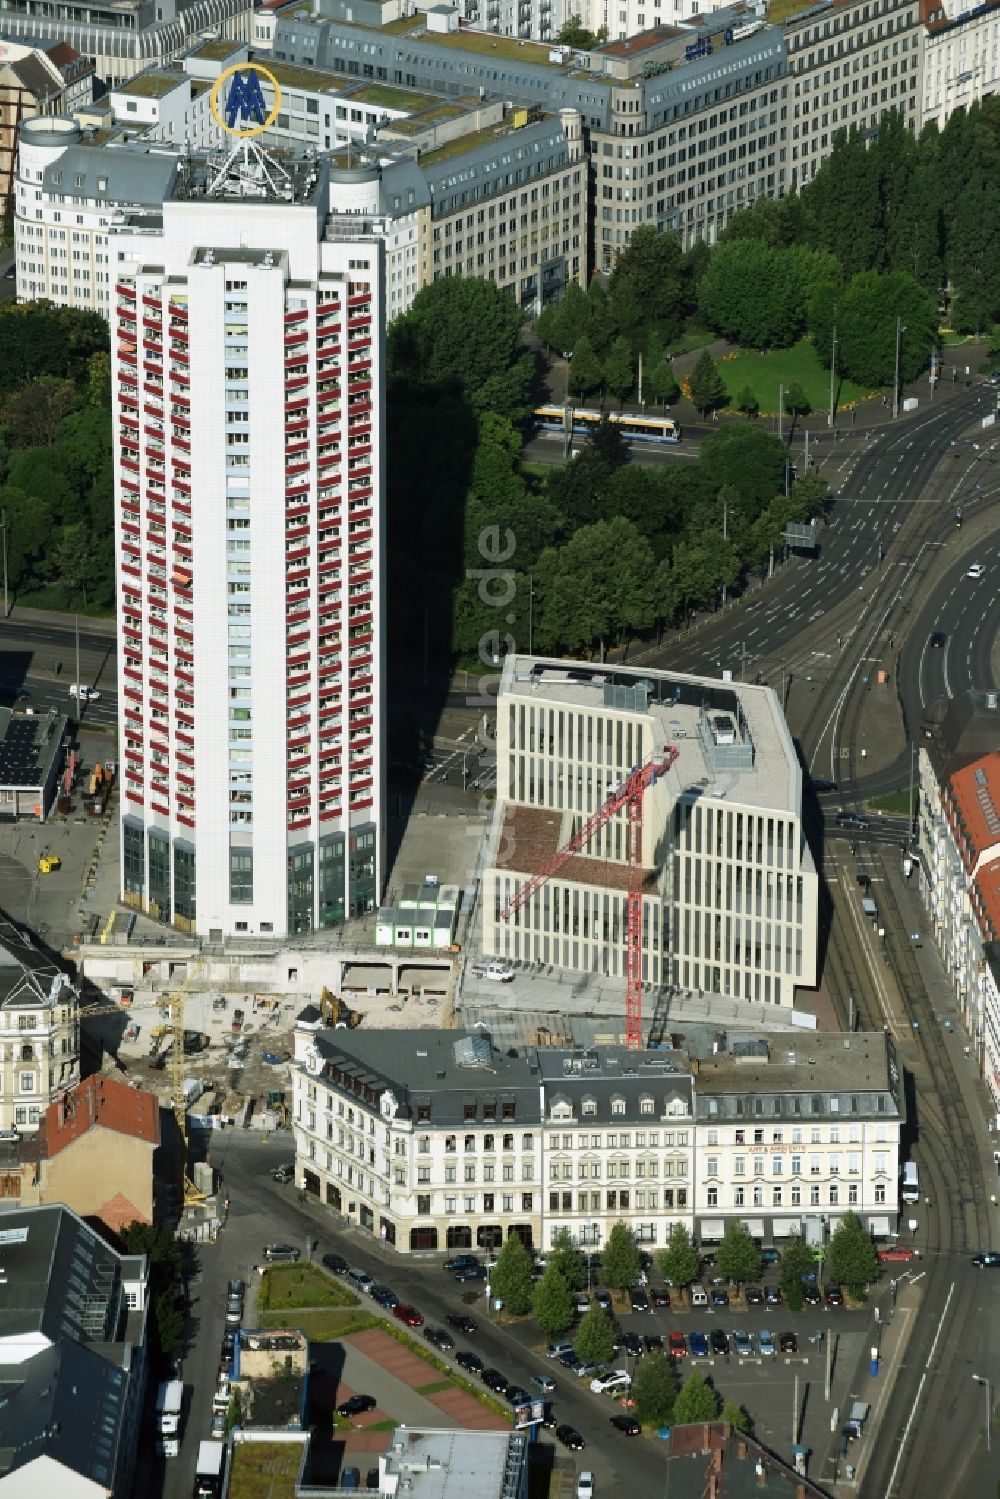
[117,71,184,99]
[228,1440,304,1499]
[190,38,244,60]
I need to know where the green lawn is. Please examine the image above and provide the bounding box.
[717,339,875,415]
[866,787,917,816]
[258,1263,358,1312]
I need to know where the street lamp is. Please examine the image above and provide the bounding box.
[892,317,907,420]
[973,1374,992,1453]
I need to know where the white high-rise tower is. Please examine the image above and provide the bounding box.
[112,125,385,939]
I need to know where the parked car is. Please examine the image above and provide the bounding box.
[760,1249,781,1266]
[576,1469,594,1497]
[481,1369,509,1395]
[590,1369,631,1395]
[338,1394,377,1418]
[370,1285,398,1310]
[576,1293,591,1314]
[557,1350,583,1372]
[610,1414,641,1436]
[972,1251,1000,1268]
[507,1387,532,1407]
[643,1333,664,1353]
[322,1253,349,1276]
[623,1333,642,1359]
[263,1244,301,1263]
[546,1341,575,1360]
[668,1331,687,1360]
[628,1288,649,1314]
[711,1288,730,1309]
[455,1265,488,1282]
[423,1327,455,1351]
[393,1304,424,1327]
[594,1289,612,1311]
[456,1351,484,1374]
[803,1285,822,1306]
[530,1373,556,1394]
[745,1286,763,1307]
[347,1268,374,1292]
[447,1314,478,1335]
[710,1328,729,1356]
[757,1330,776,1357]
[825,1286,844,1308]
[271,1163,295,1183]
[211,1411,227,1439]
[341,1468,361,1491]
[879,1246,917,1262]
[733,1330,753,1357]
[557,1426,586,1451]
[765,1285,783,1307]
[649,1287,670,1308]
[689,1331,710,1358]
[443,1254,480,1273]
[779,1332,799,1354]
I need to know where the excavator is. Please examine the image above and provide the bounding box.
[319,986,362,1029]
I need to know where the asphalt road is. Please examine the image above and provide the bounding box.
[0,615,118,726]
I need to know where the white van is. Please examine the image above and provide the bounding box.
[68,684,101,702]
[901,1161,919,1204]
[690,1284,709,1307]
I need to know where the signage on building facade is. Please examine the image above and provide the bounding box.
[209,62,282,140]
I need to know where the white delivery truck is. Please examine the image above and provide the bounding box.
[194,1439,225,1498]
[154,1379,183,1435]
[901,1160,919,1204]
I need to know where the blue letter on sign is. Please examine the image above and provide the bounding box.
[225,70,268,129]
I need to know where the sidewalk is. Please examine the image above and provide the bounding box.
[833,1279,922,1493]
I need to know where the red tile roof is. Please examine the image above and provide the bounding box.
[948,752,1000,870]
[97,1190,149,1232]
[43,1074,160,1158]
[973,856,1000,943]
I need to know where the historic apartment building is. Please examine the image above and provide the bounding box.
[291,1019,900,1254]
[921,0,1000,128]
[481,658,818,1009]
[0,915,79,1135]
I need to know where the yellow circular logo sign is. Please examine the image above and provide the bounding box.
[209,62,282,140]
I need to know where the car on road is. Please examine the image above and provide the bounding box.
[271,1163,295,1183]
[757,1330,776,1357]
[338,1394,377,1418]
[779,1332,799,1354]
[481,1369,509,1395]
[710,1328,729,1356]
[643,1334,664,1353]
[263,1244,300,1263]
[972,1251,1000,1267]
[689,1331,710,1358]
[68,684,101,701]
[929,630,947,649]
[733,1331,753,1358]
[557,1426,586,1451]
[968,563,985,579]
[393,1304,424,1327]
[455,1265,488,1282]
[530,1373,556,1394]
[443,1254,480,1273]
[322,1253,349,1276]
[507,1386,532,1407]
[836,810,870,830]
[447,1314,478,1335]
[423,1327,455,1351]
[824,1286,844,1308]
[668,1331,687,1360]
[546,1341,575,1360]
[576,1470,594,1498]
[711,1288,730,1308]
[879,1246,916,1262]
[628,1287,649,1313]
[610,1414,641,1437]
[456,1351,484,1374]
[210,1411,227,1439]
[810,778,839,793]
[221,1329,236,1361]
[765,1285,783,1307]
[745,1286,763,1307]
[650,1287,670,1308]
[590,1369,631,1395]
[369,1285,398,1309]
[803,1285,822,1306]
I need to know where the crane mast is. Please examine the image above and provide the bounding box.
[500,748,678,1049]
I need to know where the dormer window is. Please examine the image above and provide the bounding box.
[611,1096,626,1117]
[582,1096,597,1117]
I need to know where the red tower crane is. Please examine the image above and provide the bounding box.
[500,748,679,1050]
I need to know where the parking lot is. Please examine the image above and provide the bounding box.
[158,1131,899,1499]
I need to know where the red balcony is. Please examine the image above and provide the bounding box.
[285,375,309,393]
[117,283,136,298]
[285,330,309,348]
[142,294,161,310]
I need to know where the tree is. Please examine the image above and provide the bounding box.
[736,385,759,419]
[389,276,530,417]
[715,1221,761,1286]
[790,468,829,519]
[699,426,786,516]
[534,517,656,660]
[548,1227,585,1292]
[826,268,937,388]
[49,521,101,607]
[1,376,78,448]
[548,281,592,356]
[826,1212,879,1297]
[647,358,679,408]
[721,1399,751,1433]
[631,1352,677,1425]
[574,1302,615,1365]
[121,1221,189,1363]
[555,15,605,48]
[602,1220,641,1291]
[532,1265,575,1336]
[567,335,602,399]
[604,335,634,408]
[491,1233,535,1315]
[779,1233,814,1312]
[658,1223,700,1290]
[784,382,812,418]
[697,238,801,349]
[687,350,726,416]
[672,1370,719,1424]
[608,224,685,345]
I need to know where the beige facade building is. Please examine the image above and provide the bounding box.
[0,916,79,1134]
[920,0,1000,128]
